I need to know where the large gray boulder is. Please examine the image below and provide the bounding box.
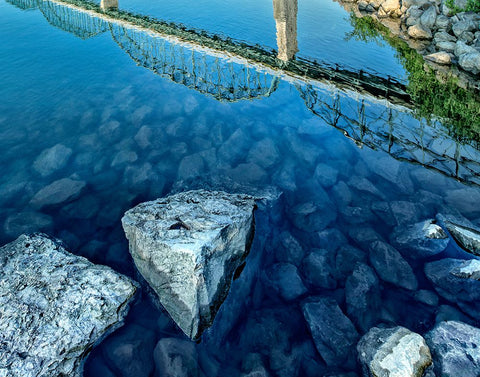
[357,326,432,377]
[426,321,480,377]
[0,234,137,377]
[122,190,256,340]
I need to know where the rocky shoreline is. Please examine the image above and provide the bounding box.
[338,0,480,90]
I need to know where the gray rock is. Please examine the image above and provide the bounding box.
[247,138,280,169]
[408,24,433,39]
[454,40,478,56]
[420,5,437,29]
[426,321,480,377]
[369,241,418,290]
[30,178,86,209]
[435,14,451,29]
[459,31,475,43]
[458,52,480,74]
[425,51,452,64]
[301,249,337,289]
[435,41,456,52]
[122,190,256,340]
[390,201,420,226]
[452,20,476,38]
[434,31,457,43]
[0,234,137,377]
[33,144,72,177]
[335,245,366,280]
[153,338,198,377]
[424,258,480,303]
[274,231,305,265]
[177,154,205,180]
[391,219,449,258]
[302,298,359,368]
[111,150,138,168]
[346,263,381,332]
[357,326,432,377]
[438,214,480,256]
[266,263,307,301]
[3,211,53,238]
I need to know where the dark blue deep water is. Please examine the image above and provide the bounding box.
[1,0,480,376]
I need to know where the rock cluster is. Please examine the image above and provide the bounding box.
[345,0,480,80]
[0,234,137,377]
[122,189,256,340]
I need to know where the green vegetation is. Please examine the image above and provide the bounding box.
[348,13,480,142]
[445,0,480,14]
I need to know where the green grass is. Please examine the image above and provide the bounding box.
[348,13,480,142]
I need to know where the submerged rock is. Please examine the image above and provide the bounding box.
[0,234,137,377]
[426,321,480,377]
[357,326,432,377]
[122,190,256,340]
[302,297,359,368]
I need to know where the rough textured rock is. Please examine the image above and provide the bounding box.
[122,190,256,340]
[33,143,72,177]
[357,326,432,377]
[438,214,480,256]
[0,234,137,377]
[425,51,452,64]
[426,321,480,377]
[408,24,433,39]
[369,240,418,290]
[391,219,449,258]
[153,338,198,377]
[302,297,359,368]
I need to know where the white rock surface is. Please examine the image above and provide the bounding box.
[358,326,432,377]
[0,234,137,377]
[122,190,256,340]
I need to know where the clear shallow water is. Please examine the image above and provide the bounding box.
[1,0,480,376]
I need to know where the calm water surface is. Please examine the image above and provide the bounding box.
[1,0,480,376]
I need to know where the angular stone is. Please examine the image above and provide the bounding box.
[302,298,359,368]
[391,219,449,259]
[313,163,338,188]
[358,326,432,377]
[435,14,451,29]
[380,0,400,15]
[301,249,337,290]
[369,241,418,290]
[437,214,480,256]
[408,24,433,39]
[122,190,256,340]
[445,187,480,217]
[0,234,137,377]
[425,51,452,64]
[434,31,457,43]
[426,321,480,377]
[3,211,53,238]
[247,138,280,169]
[420,5,437,29]
[435,41,456,52]
[452,20,476,38]
[458,52,480,74]
[33,144,72,177]
[30,178,86,209]
[346,263,381,332]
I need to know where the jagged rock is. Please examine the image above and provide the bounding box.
[420,5,437,29]
[30,178,86,209]
[435,14,451,29]
[391,219,449,258]
[408,24,433,39]
[265,263,307,301]
[452,20,477,38]
[380,0,401,16]
[424,258,480,305]
[425,51,452,64]
[437,214,480,256]
[435,41,456,52]
[426,321,480,377]
[0,234,137,377]
[33,143,72,177]
[357,326,432,377]
[301,249,337,289]
[122,190,256,340]
[458,52,480,74]
[434,31,457,43]
[302,297,359,368]
[368,241,418,290]
[454,40,478,57]
[346,263,381,332]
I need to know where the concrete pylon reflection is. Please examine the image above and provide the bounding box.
[273,0,298,61]
[100,0,117,11]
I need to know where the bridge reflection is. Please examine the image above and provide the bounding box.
[7,0,480,186]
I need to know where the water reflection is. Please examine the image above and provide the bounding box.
[273,0,298,62]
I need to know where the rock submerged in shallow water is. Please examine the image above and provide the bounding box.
[122,190,256,340]
[426,321,480,377]
[30,178,86,209]
[0,234,137,377]
[302,297,359,369]
[357,326,432,377]
[437,213,480,256]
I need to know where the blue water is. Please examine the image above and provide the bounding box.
[1,0,480,376]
